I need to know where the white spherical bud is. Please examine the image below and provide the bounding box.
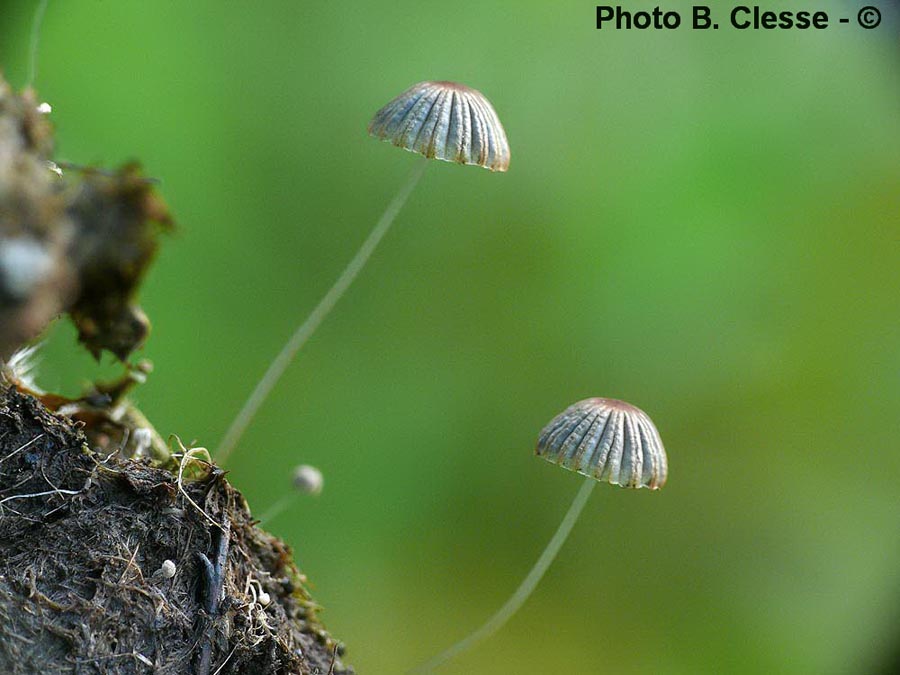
[292,465,323,496]
[159,559,176,579]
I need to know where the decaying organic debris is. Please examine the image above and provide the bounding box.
[0,386,351,674]
[0,76,352,673]
[0,77,170,362]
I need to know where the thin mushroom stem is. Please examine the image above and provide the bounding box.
[26,0,49,89]
[257,493,296,525]
[215,157,429,464]
[410,476,597,674]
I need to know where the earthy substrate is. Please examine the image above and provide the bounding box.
[0,385,352,674]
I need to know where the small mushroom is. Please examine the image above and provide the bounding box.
[292,464,324,496]
[368,81,510,172]
[536,397,667,489]
[216,81,509,464]
[158,559,176,579]
[412,397,667,673]
[258,464,324,525]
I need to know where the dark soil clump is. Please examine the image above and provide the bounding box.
[0,385,352,674]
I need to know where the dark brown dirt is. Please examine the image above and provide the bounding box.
[0,384,353,675]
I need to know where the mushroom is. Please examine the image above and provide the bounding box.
[368,81,510,172]
[216,81,509,463]
[412,397,667,673]
[291,464,325,496]
[258,464,324,525]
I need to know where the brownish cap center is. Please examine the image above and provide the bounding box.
[428,81,477,93]
[587,397,643,414]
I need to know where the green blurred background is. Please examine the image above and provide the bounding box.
[2,1,899,672]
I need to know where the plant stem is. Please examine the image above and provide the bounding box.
[215,158,428,464]
[410,476,597,673]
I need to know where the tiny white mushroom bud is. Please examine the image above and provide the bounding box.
[292,465,323,496]
[257,591,271,606]
[159,559,176,579]
[37,102,52,114]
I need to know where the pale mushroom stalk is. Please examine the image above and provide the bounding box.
[216,81,509,464]
[27,0,49,89]
[410,477,596,674]
[257,492,297,525]
[412,397,667,673]
[215,158,428,464]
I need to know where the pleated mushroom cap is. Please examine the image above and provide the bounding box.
[368,81,510,172]
[536,398,668,490]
